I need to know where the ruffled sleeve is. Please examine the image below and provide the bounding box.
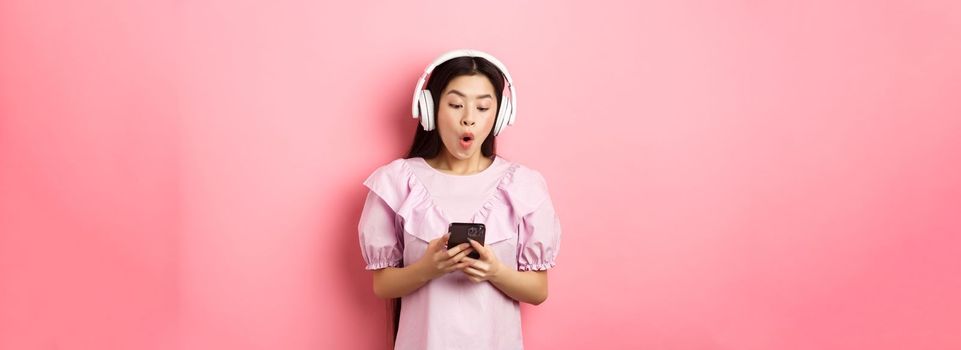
[508,167,562,271]
[358,191,404,270]
[357,159,409,270]
[361,159,409,213]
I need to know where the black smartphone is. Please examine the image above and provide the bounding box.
[446,222,486,259]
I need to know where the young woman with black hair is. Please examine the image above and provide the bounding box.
[358,50,561,350]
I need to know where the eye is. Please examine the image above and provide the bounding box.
[478,107,489,112]
[448,103,463,109]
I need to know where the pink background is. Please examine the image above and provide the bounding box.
[2,0,960,349]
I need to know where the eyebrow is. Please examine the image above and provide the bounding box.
[446,90,493,100]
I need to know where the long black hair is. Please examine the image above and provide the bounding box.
[387,55,507,346]
[405,56,506,159]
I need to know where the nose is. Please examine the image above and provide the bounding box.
[461,104,478,127]
[461,110,476,126]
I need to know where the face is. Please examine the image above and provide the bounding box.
[435,74,498,160]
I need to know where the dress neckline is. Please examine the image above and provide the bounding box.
[413,156,501,178]
[400,156,518,228]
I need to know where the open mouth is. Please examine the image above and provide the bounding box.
[459,132,475,148]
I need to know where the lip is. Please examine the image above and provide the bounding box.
[459,132,475,149]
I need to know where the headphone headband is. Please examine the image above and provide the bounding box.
[410,49,517,136]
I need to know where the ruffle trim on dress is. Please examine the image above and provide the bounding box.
[365,260,402,271]
[364,158,551,245]
[517,261,557,271]
[394,159,451,243]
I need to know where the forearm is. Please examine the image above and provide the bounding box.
[490,268,548,305]
[372,262,431,299]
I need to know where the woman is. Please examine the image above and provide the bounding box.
[358,49,562,350]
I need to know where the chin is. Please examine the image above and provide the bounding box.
[445,145,474,159]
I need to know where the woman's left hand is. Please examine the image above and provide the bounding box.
[460,239,504,283]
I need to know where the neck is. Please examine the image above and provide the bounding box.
[427,149,493,175]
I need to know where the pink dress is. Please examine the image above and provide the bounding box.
[358,156,562,350]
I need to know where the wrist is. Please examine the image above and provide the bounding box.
[411,259,434,283]
[489,262,509,284]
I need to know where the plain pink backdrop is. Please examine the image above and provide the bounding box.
[1,0,960,349]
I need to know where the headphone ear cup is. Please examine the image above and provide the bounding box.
[418,90,434,131]
[494,93,511,136]
[422,90,435,131]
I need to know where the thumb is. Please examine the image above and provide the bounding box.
[469,239,490,259]
[436,232,451,251]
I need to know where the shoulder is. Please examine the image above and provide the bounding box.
[502,157,549,190]
[368,158,408,175]
[362,158,417,212]
[363,158,412,190]
[378,157,412,172]
[499,158,554,215]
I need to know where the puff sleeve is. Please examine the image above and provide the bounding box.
[358,160,410,270]
[358,190,404,270]
[516,172,562,272]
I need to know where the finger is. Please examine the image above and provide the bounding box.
[437,232,451,250]
[471,260,490,271]
[462,266,478,276]
[468,239,490,259]
[439,248,467,268]
[445,243,471,257]
[460,257,487,271]
[434,246,456,261]
[447,247,474,265]
[429,234,446,252]
[463,266,484,277]
[446,259,474,273]
[460,257,488,271]
[463,270,483,282]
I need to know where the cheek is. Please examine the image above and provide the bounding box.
[435,115,460,142]
[436,107,460,125]
[434,112,453,134]
[480,112,496,130]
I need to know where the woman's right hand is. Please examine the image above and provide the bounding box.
[415,232,474,281]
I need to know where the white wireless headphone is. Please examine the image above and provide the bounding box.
[411,49,517,136]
